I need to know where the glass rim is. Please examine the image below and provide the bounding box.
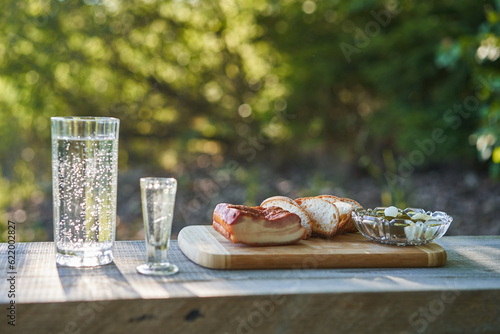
[140,177,177,186]
[51,116,119,123]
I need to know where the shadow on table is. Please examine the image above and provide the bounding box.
[57,262,141,300]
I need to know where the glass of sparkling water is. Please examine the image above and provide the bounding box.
[51,117,119,267]
[136,177,179,276]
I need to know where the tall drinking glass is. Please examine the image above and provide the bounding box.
[136,177,178,276]
[52,117,119,267]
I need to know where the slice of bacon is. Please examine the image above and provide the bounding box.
[213,203,307,246]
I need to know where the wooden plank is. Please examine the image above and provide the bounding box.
[4,290,499,334]
[177,225,447,269]
[2,238,500,306]
[0,238,499,332]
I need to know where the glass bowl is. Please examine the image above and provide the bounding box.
[352,207,452,246]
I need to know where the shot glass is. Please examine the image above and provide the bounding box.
[52,117,119,267]
[136,177,179,276]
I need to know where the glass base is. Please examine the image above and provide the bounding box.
[56,249,114,267]
[136,263,179,276]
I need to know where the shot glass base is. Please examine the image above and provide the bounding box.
[136,263,179,276]
[56,249,114,267]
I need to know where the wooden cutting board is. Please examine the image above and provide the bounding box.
[177,225,447,269]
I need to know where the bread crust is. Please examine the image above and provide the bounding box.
[339,197,363,210]
[317,195,342,202]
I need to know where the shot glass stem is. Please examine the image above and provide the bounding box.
[146,244,169,267]
[137,177,178,276]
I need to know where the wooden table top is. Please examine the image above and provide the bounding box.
[1,236,499,333]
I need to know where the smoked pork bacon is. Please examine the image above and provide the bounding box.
[213,203,307,246]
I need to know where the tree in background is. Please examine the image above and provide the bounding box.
[0,0,498,241]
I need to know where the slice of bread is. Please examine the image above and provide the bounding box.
[318,195,363,233]
[338,197,362,233]
[295,197,340,237]
[261,196,313,238]
[317,195,353,234]
[319,197,352,232]
[334,202,355,233]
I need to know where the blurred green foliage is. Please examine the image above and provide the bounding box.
[450,1,500,178]
[0,0,499,241]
